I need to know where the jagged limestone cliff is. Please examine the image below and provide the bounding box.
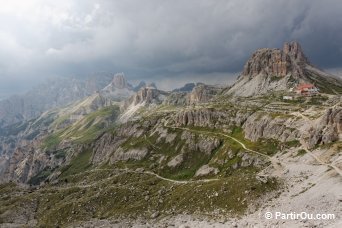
[0,42,341,228]
[227,41,342,96]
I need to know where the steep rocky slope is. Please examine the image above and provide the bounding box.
[0,42,341,227]
[186,83,221,104]
[1,93,340,227]
[0,73,136,183]
[120,87,170,122]
[172,83,196,92]
[227,41,342,96]
[101,72,135,100]
[2,91,340,185]
[0,72,114,129]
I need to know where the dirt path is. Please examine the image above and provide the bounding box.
[291,108,342,178]
[141,170,219,184]
[291,111,311,122]
[302,143,342,177]
[173,124,342,178]
[165,125,284,175]
[56,167,220,190]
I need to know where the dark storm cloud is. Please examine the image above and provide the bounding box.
[0,0,341,93]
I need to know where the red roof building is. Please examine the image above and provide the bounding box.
[295,84,318,95]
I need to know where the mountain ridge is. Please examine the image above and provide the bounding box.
[227,41,342,96]
[0,42,341,228]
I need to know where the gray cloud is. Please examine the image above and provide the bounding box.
[0,0,342,94]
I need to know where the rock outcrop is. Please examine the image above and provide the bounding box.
[187,84,220,105]
[163,83,220,106]
[111,73,128,89]
[194,165,219,177]
[172,109,250,128]
[110,148,149,162]
[163,92,188,106]
[241,41,307,78]
[1,41,341,189]
[172,83,196,92]
[242,112,302,142]
[123,87,169,109]
[101,73,135,100]
[167,153,184,168]
[307,107,341,148]
[120,87,170,122]
[133,81,147,92]
[227,41,342,96]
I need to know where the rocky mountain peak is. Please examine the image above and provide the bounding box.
[122,87,169,110]
[241,41,309,79]
[131,87,164,106]
[100,72,135,100]
[283,41,308,63]
[120,87,169,122]
[133,81,147,91]
[187,84,220,105]
[112,73,128,89]
[227,41,342,96]
[147,83,157,89]
[172,83,196,92]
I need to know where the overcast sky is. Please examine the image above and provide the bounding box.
[0,0,342,96]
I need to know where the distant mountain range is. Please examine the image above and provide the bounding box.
[0,41,341,228]
[0,73,112,128]
[172,83,197,92]
[0,73,156,129]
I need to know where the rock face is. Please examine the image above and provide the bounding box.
[110,148,149,162]
[163,83,220,106]
[167,154,184,168]
[125,87,169,108]
[111,73,128,89]
[0,41,340,189]
[2,139,69,183]
[283,41,308,63]
[101,73,135,101]
[194,165,219,177]
[241,41,307,78]
[187,84,220,105]
[133,81,147,92]
[307,108,341,148]
[147,83,157,89]
[227,41,342,96]
[0,73,113,128]
[120,87,170,122]
[173,83,196,92]
[163,92,188,106]
[171,103,341,149]
[172,109,250,128]
[91,133,124,164]
[242,112,302,142]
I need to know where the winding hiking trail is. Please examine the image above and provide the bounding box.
[137,170,219,184]
[302,143,342,177]
[55,167,220,190]
[164,124,284,176]
[292,107,342,178]
[55,109,342,191]
[165,122,342,178]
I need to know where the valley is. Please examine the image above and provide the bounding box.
[0,42,341,227]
